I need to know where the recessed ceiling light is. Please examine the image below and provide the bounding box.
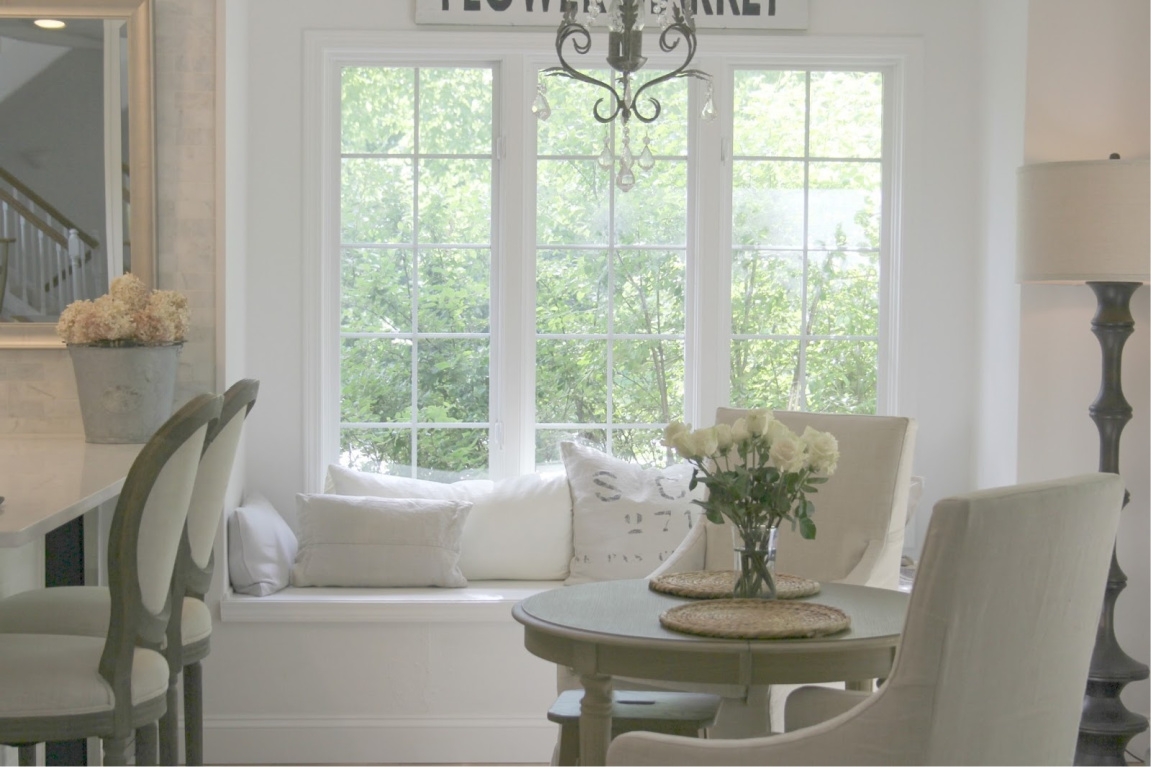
[33,19,66,29]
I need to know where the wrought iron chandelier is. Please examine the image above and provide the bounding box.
[533,0,716,191]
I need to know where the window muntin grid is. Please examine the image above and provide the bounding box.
[338,65,495,479]
[729,69,883,414]
[534,69,689,470]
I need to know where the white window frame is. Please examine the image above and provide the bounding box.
[302,30,919,490]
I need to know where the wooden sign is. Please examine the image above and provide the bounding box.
[415,0,809,30]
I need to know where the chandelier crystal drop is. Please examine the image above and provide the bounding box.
[531,80,552,121]
[533,0,714,192]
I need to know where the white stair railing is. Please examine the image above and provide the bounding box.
[0,167,104,320]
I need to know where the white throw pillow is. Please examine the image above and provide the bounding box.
[227,493,298,596]
[290,494,471,588]
[324,464,572,580]
[461,472,572,580]
[561,441,703,585]
[325,464,493,501]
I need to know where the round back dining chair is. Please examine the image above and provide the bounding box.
[0,392,221,765]
[605,472,1125,766]
[0,381,256,765]
[160,378,258,765]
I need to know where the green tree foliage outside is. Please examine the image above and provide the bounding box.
[339,66,493,478]
[337,64,884,480]
[730,70,882,415]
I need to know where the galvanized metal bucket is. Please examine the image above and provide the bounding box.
[68,344,181,444]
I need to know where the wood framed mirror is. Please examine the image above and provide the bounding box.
[0,0,154,347]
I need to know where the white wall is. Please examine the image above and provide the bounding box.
[973,0,1026,489]
[1017,0,1150,756]
[214,1,992,762]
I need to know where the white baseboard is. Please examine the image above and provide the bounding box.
[204,713,557,764]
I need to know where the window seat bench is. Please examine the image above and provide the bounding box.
[219,580,564,623]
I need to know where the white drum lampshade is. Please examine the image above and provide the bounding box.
[1016,158,1150,284]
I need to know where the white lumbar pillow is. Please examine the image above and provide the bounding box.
[227,493,299,596]
[561,441,703,585]
[324,464,572,581]
[290,494,471,588]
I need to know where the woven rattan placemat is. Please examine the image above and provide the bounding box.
[659,600,851,640]
[649,570,821,600]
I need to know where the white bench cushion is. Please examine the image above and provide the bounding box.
[220,580,562,623]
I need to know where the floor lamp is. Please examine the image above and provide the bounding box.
[1017,155,1150,765]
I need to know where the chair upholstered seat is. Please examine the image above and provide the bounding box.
[180,599,212,647]
[0,635,167,717]
[0,589,212,647]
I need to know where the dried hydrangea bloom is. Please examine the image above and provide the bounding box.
[56,274,189,346]
[108,273,150,312]
[86,296,137,344]
[134,294,188,345]
[56,300,93,344]
[142,291,189,344]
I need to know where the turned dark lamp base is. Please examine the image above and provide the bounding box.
[1074,281,1149,765]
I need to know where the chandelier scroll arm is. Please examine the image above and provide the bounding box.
[628,21,710,124]
[545,19,626,124]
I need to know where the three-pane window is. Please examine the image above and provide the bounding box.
[333,59,887,481]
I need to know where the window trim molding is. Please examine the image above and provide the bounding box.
[303,30,922,485]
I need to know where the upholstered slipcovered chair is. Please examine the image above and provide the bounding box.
[606,472,1125,766]
[0,380,257,765]
[639,408,918,735]
[651,409,919,590]
[0,392,221,765]
[553,408,918,745]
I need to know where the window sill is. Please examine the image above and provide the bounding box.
[219,580,563,623]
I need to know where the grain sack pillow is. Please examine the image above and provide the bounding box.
[561,441,704,585]
[325,464,572,580]
[290,494,471,588]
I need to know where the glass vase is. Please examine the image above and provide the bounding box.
[732,523,778,600]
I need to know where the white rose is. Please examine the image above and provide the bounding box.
[769,432,808,474]
[671,432,698,460]
[691,427,720,459]
[714,423,734,452]
[766,418,793,444]
[745,409,771,437]
[730,418,751,444]
[803,426,839,475]
[662,421,691,447]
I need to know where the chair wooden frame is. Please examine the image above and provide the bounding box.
[159,379,259,766]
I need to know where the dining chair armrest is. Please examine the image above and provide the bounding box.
[838,527,903,589]
[606,710,865,766]
[646,523,707,579]
[785,686,872,731]
[838,539,885,586]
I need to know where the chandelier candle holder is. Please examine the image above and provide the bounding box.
[533,0,716,191]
